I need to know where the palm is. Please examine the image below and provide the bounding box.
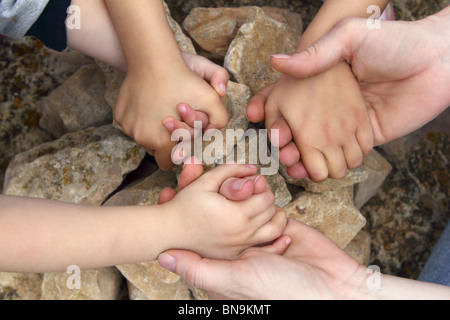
[348,19,449,145]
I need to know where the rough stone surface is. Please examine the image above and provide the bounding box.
[40,268,122,300]
[224,7,301,94]
[280,164,369,193]
[39,64,112,138]
[0,273,42,300]
[362,110,450,279]
[164,1,197,54]
[354,149,392,209]
[183,6,302,58]
[285,186,366,249]
[4,125,146,205]
[343,230,371,266]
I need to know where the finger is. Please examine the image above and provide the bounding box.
[343,139,364,170]
[251,206,287,245]
[177,103,210,130]
[158,250,233,293]
[182,52,229,96]
[246,84,274,123]
[163,116,196,138]
[269,117,292,148]
[155,144,176,171]
[219,175,266,201]
[158,187,178,204]
[178,157,204,191]
[356,121,374,157]
[170,140,192,166]
[210,70,229,97]
[279,142,300,167]
[299,147,329,182]
[323,147,348,179]
[286,161,309,179]
[219,177,255,201]
[204,97,229,130]
[240,235,292,257]
[198,164,258,191]
[270,20,356,79]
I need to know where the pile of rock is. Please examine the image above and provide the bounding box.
[0,3,392,300]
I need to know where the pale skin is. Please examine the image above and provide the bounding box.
[157,7,450,300]
[67,0,229,171]
[0,163,286,273]
[246,0,391,182]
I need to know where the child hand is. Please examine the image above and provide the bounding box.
[113,53,229,170]
[159,163,287,260]
[247,61,374,182]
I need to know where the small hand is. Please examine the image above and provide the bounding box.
[247,61,373,181]
[159,162,287,260]
[113,53,229,170]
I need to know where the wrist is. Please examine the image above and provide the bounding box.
[420,7,450,104]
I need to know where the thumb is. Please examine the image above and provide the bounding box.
[158,250,231,292]
[271,19,357,78]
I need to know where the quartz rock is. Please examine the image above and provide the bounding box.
[284,186,366,248]
[183,6,302,58]
[39,64,112,138]
[224,7,301,94]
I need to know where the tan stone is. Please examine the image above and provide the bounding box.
[163,1,196,54]
[284,186,366,248]
[280,164,369,193]
[343,230,371,266]
[224,7,301,94]
[0,273,42,300]
[354,149,392,209]
[4,125,146,205]
[183,6,302,58]
[39,64,112,138]
[40,268,122,300]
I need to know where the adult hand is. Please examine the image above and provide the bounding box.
[158,218,364,300]
[271,7,450,148]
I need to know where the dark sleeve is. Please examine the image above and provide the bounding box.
[26,0,72,51]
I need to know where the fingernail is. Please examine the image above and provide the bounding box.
[219,82,228,95]
[232,179,247,191]
[158,253,176,273]
[245,164,257,169]
[178,104,187,114]
[271,54,292,59]
[163,121,175,131]
[286,237,292,246]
